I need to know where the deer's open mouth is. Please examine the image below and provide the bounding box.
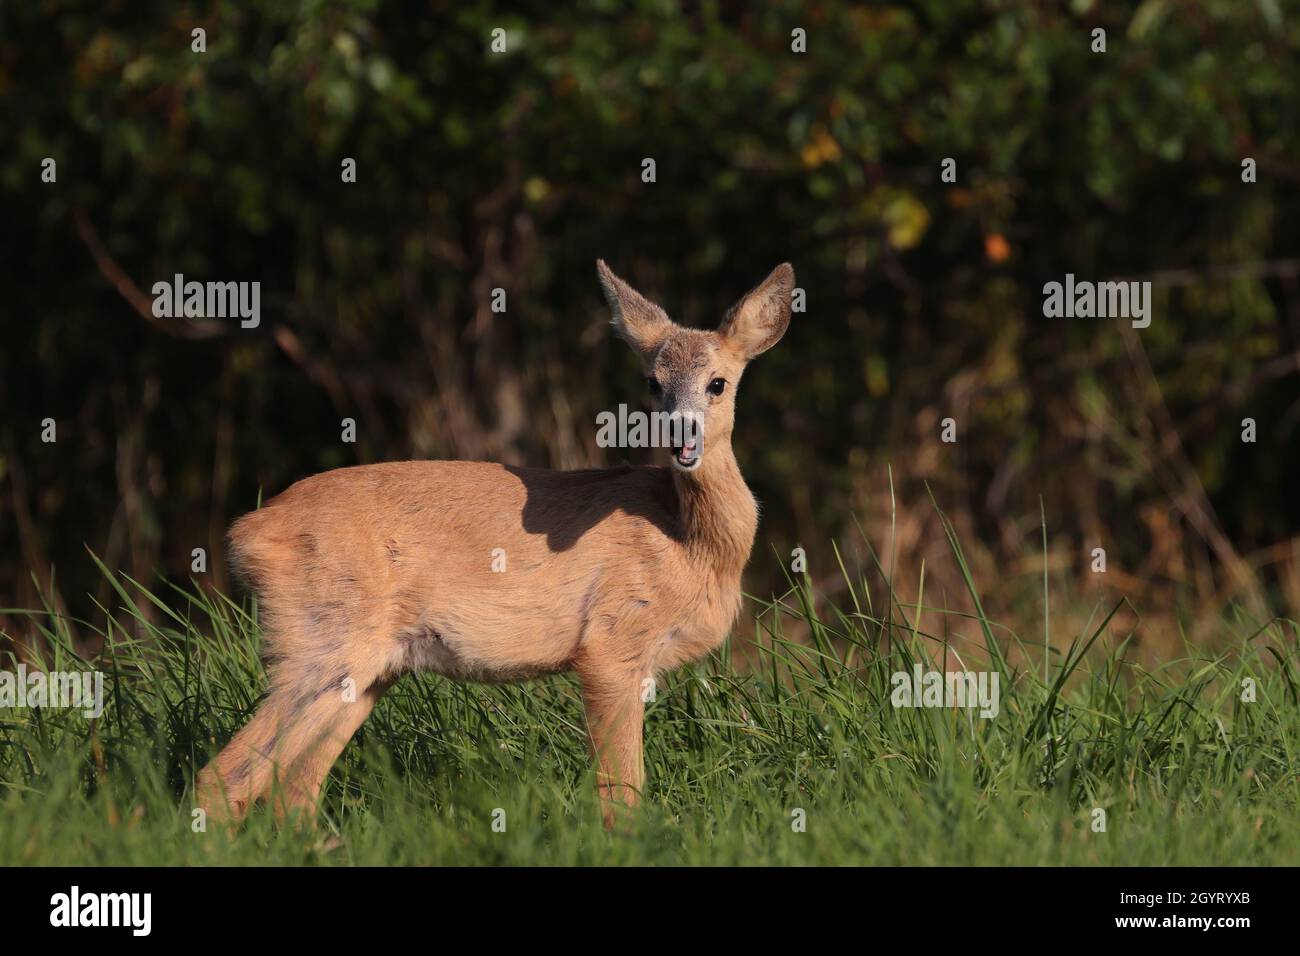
[671,439,701,471]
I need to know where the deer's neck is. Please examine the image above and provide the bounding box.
[673,443,758,578]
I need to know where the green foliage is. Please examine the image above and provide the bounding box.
[2,3,1298,640]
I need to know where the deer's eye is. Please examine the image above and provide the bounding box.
[646,377,663,395]
[707,377,726,396]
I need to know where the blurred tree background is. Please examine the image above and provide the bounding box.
[2,0,1298,662]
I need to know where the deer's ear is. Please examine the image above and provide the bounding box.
[597,260,674,361]
[719,263,794,360]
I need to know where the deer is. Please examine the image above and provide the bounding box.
[195,260,794,829]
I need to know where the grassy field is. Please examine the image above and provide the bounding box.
[2,527,1298,867]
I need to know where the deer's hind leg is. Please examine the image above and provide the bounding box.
[270,672,396,821]
[196,628,396,826]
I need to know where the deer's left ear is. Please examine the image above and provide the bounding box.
[718,263,794,360]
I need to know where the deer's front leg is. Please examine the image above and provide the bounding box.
[577,659,646,829]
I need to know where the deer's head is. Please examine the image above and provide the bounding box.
[597,260,793,473]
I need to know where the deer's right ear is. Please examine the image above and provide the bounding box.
[597,260,673,362]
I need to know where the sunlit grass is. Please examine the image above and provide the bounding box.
[2,515,1298,865]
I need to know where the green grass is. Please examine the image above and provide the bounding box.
[2,534,1298,866]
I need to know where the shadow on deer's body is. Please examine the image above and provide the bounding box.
[196,260,794,827]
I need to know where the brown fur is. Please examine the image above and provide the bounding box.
[195,261,794,827]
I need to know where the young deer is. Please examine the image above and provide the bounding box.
[196,260,794,827]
